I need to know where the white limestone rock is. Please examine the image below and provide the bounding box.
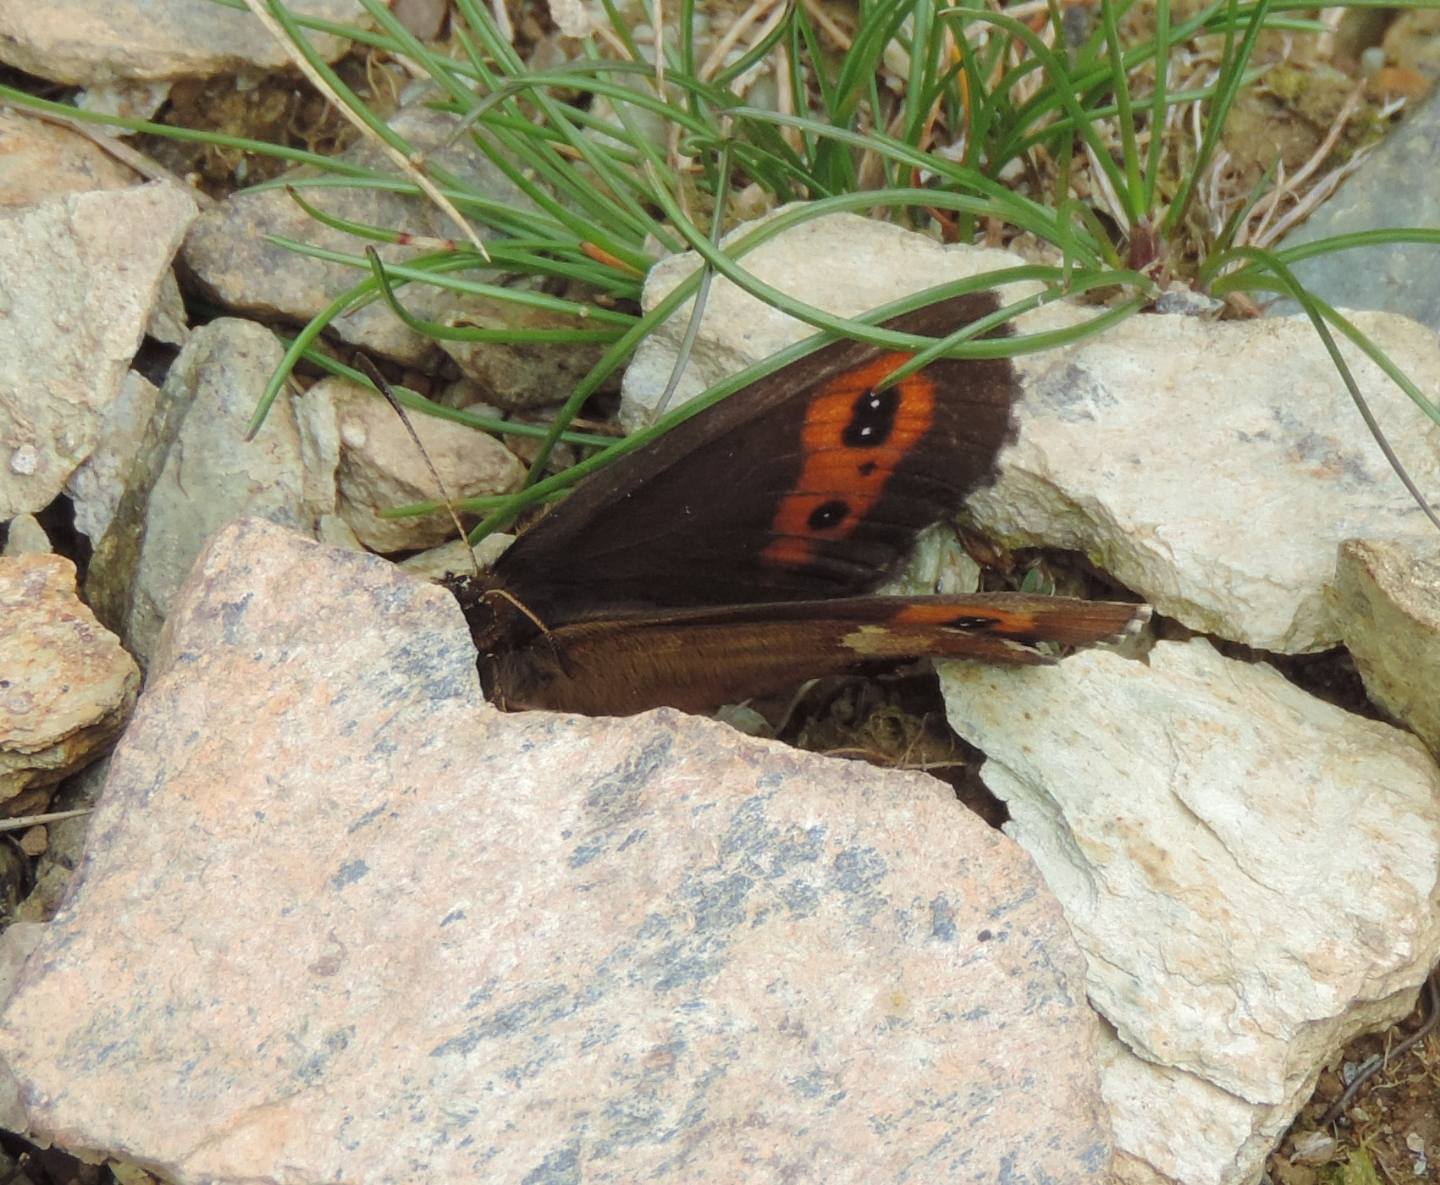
[1330,537,1440,754]
[970,306,1440,653]
[621,211,1030,430]
[322,378,524,553]
[940,639,1440,1185]
[0,183,196,519]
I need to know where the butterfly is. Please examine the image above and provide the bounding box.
[449,290,1148,715]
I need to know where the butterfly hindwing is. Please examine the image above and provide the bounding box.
[482,594,1149,715]
[489,292,1018,626]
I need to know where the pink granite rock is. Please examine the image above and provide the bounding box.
[0,518,1110,1184]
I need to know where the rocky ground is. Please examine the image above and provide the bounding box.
[1,3,1439,1184]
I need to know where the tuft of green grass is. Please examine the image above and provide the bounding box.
[3,0,1435,534]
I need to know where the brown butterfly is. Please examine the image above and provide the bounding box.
[450,291,1148,715]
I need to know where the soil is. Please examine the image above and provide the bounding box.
[1268,976,1440,1184]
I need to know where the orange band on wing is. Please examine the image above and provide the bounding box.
[760,353,936,570]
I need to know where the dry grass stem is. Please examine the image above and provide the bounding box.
[699,0,788,82]
[1239,82,1365,248]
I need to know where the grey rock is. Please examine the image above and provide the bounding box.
[1,515,49,556]
[0,0,363,84]
[183,104,538,367]
[1274,89,1440,332]
[325,376,524,553]
[65,369,161,545]
[121,320,329,661]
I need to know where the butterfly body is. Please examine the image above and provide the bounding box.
[452,292,1147,715]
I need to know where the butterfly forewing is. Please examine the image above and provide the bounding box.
[489,291,1018,626]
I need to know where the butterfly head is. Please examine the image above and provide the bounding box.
[443,576,566,709]
[446,574,549,657]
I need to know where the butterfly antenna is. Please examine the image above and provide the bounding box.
[354,353,482,581]
[483,587,550,636]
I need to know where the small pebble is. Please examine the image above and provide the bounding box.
[1290,1129,1337,1165]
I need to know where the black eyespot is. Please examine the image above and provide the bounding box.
[946,615,998,631]
[807,499,850,531]
[842,387,898,448]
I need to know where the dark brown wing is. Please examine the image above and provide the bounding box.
[489,292,1018,626]
[483,594,1149,716]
